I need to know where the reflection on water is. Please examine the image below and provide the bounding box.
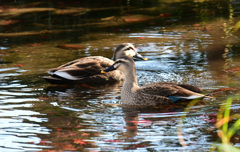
[0,0,240,151]
[0,69,51,151]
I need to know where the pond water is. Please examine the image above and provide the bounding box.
[1,0,240,151]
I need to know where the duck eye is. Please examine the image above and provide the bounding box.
[124,47,134,51]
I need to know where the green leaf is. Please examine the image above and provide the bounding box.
[223,98,232,135]
[227,119,240,140]
[233,21,240,32]
[218,143,240,152]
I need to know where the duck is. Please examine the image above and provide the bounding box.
[42,43,147,85]
[101,56,206,106]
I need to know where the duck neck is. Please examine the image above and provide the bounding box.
[121,66,139,102]
[124,70,138,88]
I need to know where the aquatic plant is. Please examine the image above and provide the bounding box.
[178,97,240,152]
[211,97,240,152]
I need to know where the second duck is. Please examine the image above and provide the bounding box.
[43,43,147,85]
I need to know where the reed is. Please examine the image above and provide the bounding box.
[177,96,240,152]
[211,97,240,152]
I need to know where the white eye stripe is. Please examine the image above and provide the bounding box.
[120,43,135,52]
[122,46,132,51]
[125,43,135,49]
[113,63,119,69]
[116,58,129,63]
[113,58,131,69]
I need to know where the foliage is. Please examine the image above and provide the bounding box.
[233,21,240,32]
[211,97,240,152]
[178,97,240,152]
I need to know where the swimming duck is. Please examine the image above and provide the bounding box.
[101,56,206,106]
[42,43,147,85]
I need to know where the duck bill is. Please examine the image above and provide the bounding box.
[101,65,117,73]
[133,53,148,61]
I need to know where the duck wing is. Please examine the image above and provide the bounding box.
[138,82,204,102]
[140,82,179,96]
[144,82,202,93]
[134,91,174,105]
[177,84,202,93]
[48,56,114,80]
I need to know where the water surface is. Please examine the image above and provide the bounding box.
[1,0,240,151]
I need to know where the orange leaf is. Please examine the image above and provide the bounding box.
[73,139,87,145]
[27,43,43,47]
[38,97,49,100]
[193,24,201,27]
[215,116,231,128]
[15,64,23,67]
[124,16,148,23]
[227,67,240,72]
[138,37,145,40]
[57,128,62,131]
[0,20,19,26]
[76,125,82,128]
[104,139,122,142]
[160,13,170,17]
[81,84,96,89]
[81,133,90,136]
[57,44,85,49]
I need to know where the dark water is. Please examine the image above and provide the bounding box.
[1,0,240,151]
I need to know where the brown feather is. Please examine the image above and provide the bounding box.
[43,56,123,84]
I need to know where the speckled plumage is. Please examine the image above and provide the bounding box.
[103,56,205,106]
[42,43,145,85]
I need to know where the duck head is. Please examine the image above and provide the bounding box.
[101,57,135,74]
[112,43,148,61]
